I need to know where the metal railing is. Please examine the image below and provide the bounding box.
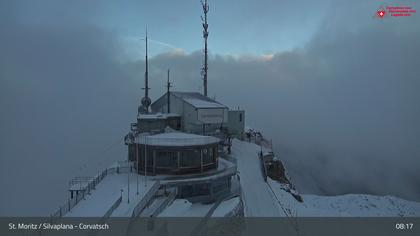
[151,188,177,217]
[68,176,92,190]
[131,181,160,217]
[103,196,122,218]
[51,163,135,217]
[259,152,268,182]
[159,164,237,185]
[50,190,85,217]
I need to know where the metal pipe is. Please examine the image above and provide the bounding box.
[136,143,139,195]
[145,135,148,187]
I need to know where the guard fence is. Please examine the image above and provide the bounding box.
[50,162,135,217]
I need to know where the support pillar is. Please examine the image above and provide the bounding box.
[153,150,156,175]
[177,151,181,169]
[200,149,203,172]
[209,183,213,200]
[213,147,217,162]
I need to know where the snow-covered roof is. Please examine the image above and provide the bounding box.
[171,92,228,109]
[183,98,225,109]
[136,132,220,146]
[137,112,180,120]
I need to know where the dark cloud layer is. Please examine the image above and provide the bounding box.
[0,2,139,216]
[1,0,420,216]
[144,11,420,201]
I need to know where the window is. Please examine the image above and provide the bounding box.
[203,148,213,164]
[180,150,200,167]
[239,113,243,122]
[156,151,176,167]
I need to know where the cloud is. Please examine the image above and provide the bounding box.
[0,2,140,216]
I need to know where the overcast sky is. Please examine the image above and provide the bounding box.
[1,0,419,216]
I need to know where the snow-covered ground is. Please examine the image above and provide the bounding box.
[212,197,241,217]
[268,178,420,217]
[158,199,214,217]
[232,139,420,217]
[157,197,241,217]
[232,139,284,216]
[65,173,157,217]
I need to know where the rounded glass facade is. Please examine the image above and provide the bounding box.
[129,143,218,175]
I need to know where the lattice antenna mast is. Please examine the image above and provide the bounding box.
[140,28,151,114]
[145,29,149,98]
[166,69,172,113]
[201,0,209,97]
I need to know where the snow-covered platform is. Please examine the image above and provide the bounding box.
[158,199,215,217]
[65,173,158,217]
[211,196,242,217]
[157,196,241,217]
[231,139,284,216]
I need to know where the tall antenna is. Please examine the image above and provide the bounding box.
[166,69,172,113]
[145,29,149,98]
[201,0,209,97]
[140,28,151,114]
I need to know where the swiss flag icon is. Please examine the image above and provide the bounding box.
[377,10,386,18]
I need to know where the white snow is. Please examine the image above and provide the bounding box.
[111,177,158,217]
[212,197,241,217]
[184,98,226,108]
[171,91,227,109]
[139,196,168,217]
[65,173,157,217]
[302,194,420,216]
[231,139,283,216]
[158,199,214,217]
[268,178,420,216]
[137,113,180,119]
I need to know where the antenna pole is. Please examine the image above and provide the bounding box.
[167,69,172,113]
[127,162,130,203]
[145,29,149,98]
[201,0,209,97]
[140,28,152,114]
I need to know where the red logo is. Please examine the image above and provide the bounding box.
[375,5,416,19]
[377,10,386,18]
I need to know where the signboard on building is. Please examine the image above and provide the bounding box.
[197,108,226,124]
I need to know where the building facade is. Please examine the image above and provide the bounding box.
[151,92,229,134]
[128,132,220,175]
